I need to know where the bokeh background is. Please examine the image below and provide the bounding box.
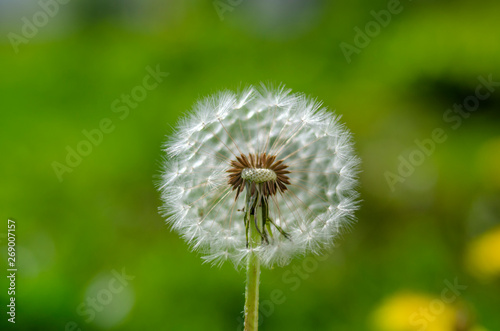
[1,0,499,330]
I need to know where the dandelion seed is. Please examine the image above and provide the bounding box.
[158,84,360,267]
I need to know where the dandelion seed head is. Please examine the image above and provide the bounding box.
[158,84,360,267]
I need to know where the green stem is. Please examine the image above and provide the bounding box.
[244,214,261,331]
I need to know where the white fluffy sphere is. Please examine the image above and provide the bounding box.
[159,85,360,267]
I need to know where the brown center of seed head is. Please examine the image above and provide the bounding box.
[227,153,291,200]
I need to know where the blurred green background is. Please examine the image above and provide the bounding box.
[1,0,500,330]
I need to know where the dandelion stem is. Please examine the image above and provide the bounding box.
[244,214,260,331]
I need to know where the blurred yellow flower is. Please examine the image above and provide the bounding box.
[466,226,500,279]
[371,292,487,331]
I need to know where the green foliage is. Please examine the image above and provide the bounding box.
[1,0,499,330]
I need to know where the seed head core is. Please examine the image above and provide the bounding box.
[241,168,277,183]
[227,153,291,199]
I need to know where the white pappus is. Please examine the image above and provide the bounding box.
[158,84,360,267]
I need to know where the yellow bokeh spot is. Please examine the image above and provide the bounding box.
[466,226,500,279]
[371,292,457,331]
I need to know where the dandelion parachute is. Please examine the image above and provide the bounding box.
[159,84,360,267]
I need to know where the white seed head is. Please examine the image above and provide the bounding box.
[158,84,360,267]
[241,168,277,184]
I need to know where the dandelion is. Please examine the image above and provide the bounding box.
[371,292,485,331]
[158,84,360,330]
